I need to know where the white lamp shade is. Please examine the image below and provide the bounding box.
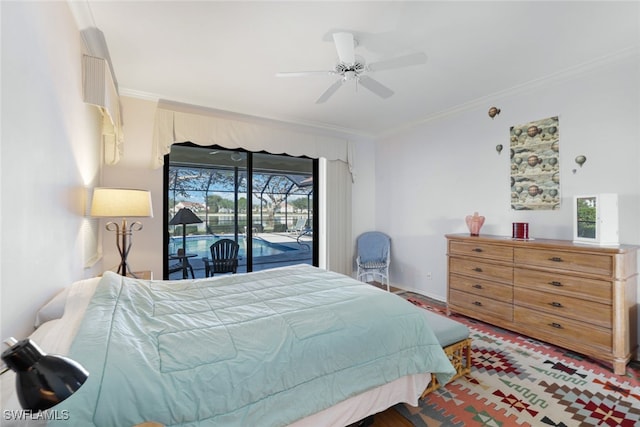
[90,188,153,218]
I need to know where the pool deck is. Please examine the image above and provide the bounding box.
[169,232,313,280]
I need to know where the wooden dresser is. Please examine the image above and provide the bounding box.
[446,233,639,375]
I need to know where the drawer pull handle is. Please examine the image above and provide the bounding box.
[473,267,483,272]
[550,322,563,329]
[549,257,563,262]
[473,301,483,306]
[472,284,483,289]
[550,302,563,308]
[472,248,483,252]
[549,281,563,287]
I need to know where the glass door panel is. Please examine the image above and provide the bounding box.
[166,145,247,278]
[165,145,316,279]
[251,153,314,271]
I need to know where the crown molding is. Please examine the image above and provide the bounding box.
[119,46,637,142]
[119,88,160,102]
[378,46,639,139]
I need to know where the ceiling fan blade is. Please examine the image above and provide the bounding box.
[332,32,355,65]
[316,79,344,104]
[367,52,427,72]
[358,75,394,99]
[276,70,337,77]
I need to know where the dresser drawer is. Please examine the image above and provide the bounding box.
[449,289,513,322]
[514,287,611,328]
[449,273,513,302]
[514,268,611,304]
[450,241,513,261]
[514,306,611,352]
[450,257,512,283]
[514,247,612,277]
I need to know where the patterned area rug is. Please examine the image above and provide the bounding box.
[395,292,640,427]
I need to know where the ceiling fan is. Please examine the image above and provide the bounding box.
[276,32,427,104]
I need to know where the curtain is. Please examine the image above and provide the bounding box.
[152,99,351,169]
[324,159,353,276]
[82,54,123,165]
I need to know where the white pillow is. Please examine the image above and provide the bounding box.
[34,288,69,328]
[33,276,102,328]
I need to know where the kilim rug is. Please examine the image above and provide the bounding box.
[395,292,640,427]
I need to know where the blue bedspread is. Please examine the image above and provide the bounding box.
[51,265,455,426]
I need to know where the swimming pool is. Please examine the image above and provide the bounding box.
[169,235,294,259]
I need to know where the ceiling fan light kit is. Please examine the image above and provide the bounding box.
[277,31,427,104]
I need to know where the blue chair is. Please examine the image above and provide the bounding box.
[356,231,391,291]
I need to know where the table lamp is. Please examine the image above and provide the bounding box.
[90,187,153,276]
[1,337,88,411]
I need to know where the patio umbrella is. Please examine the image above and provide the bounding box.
[169,208,203,253]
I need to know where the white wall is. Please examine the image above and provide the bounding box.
[101,97,164,279]
[351,140,377,256]
[375,53,640,301]
[1,2,103,339]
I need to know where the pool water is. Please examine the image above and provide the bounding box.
[169,235,293,259]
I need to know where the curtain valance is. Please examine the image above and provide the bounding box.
[152,100,351,169]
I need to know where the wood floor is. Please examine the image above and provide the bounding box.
[370,408,413,426]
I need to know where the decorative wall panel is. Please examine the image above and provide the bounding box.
[510,116,560,210]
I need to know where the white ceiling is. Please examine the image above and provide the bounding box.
[81,1,639,138]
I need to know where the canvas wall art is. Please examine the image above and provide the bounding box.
[510,116,560,210]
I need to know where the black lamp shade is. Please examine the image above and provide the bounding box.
[169,208,203,225]
[1,339,88,411]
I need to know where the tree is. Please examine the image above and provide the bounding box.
[290,196,310,212]
[169,165,310,223]
[253,174,302,222]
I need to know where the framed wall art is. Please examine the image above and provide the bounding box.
[510,116,560,210]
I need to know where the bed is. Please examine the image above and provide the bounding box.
[2,264,456,427]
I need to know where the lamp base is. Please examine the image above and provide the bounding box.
[106,218,143,277]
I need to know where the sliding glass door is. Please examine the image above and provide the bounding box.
[250,152,315,272]
[164,144,317,279]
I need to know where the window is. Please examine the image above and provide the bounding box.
[164,144,318,279]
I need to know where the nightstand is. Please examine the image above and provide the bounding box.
[127,271,152,280]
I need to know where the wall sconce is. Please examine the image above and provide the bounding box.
[496,144,503,154]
